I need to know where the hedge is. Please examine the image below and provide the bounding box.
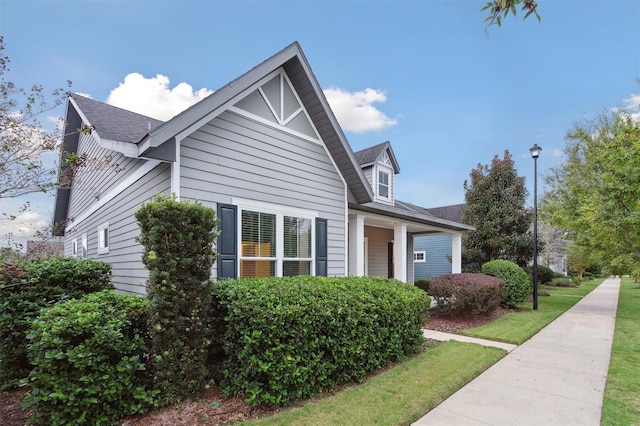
[210,276,431,405]
[23,290,155,425]
[482,259,530,308]
[0,258,112,389]
[429,273,504,316]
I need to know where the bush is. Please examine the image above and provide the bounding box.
[535,265,555,285]
[482,259,530,308]
[0,258,112,389]
[23,290,155,425]
[135,195,219,406]
[414,278,431,293]
[211,276,430,405]
[551,277,574,287]
[429,273,504,316]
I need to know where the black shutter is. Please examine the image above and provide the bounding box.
[315,218,328,276]
[217,203,237,279]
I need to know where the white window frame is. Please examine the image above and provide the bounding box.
[97,222,109,254]
[71,238,78,258]
[413,251,426,263]
[234,198,317,278]
[377,166,392,201]
[81,233,88,259]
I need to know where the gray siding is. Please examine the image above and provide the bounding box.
[364,226,393,278]
[64,162,171,295]
[414,234,452,279]
[180,110,347,276]
[407,236,414,284]
[67,133,145,221]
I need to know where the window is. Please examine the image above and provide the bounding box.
[98,223,109,254]
[81,233,88,259]
[71,238,78,258]
[413,251,426,263]
[238,202,316,278]
[378,170,390,198]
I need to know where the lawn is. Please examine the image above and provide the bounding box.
[601,277,640,425]
[459,279,602,344]
[245,341,505,426]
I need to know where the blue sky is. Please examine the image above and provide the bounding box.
[1,0,639,246]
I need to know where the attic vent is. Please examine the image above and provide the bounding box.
[233,71,316,139]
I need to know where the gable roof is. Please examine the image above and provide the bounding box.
[353,141,400,174]
[426,203,466,223]
[70,94,164,144]
[138,41,374,204]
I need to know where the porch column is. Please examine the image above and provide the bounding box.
[393,223,407,282]
[451,233,462,273]
[348,214,365,276]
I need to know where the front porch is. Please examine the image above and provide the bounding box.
[347,211,463,283]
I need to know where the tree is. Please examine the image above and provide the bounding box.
[462,150,533,270]
[482,0,541,27]
[0,36,75,203]
[543,108,640,274]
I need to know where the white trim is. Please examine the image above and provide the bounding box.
[228,106,321,145]
[81,233,88,259]
[231,198,317,219]
[171,137,182,199]
[66,160,161,232]
[97,222,109,254]
[234,198,317,278]
[413,251,426,263]
[71,238,78,258]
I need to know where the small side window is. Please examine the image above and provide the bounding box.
[98,223,109,254]
[71,238,78,258]
[413,251,426,263]
[81,233,88,259]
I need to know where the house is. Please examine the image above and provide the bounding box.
[53,41,472,295]
[411,203,467,279]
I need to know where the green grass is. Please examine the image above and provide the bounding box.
[460,279,602,344]
[245,341,505,426]
[601,278,640,426]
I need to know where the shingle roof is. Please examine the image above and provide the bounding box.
[426,203,466,223]
[70,93,164,144]
[353,141,400,173]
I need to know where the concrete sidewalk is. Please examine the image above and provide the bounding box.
[414,277,620,426]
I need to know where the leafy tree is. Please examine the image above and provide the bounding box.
[482,0,541,27]
[462,150,533,270]
[543,109,640,274]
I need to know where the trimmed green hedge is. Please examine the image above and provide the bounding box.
[23,290,155,425]
[210,276,431,405]
[0,258,112,389]
[482,259,530,308]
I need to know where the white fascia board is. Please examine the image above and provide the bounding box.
[66,159,161,232]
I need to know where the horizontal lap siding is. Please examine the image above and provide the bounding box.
[365,226,393,278]
[181,110,346,276]
[65,162,171,295]
[413,234,452,279]
[67,133,143,221]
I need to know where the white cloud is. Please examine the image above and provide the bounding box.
[0,211,49,251]
[622,93,640,110]
[324,87,397,133]
[106,73,213,121]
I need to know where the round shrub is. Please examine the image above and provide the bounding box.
[551,277,574,287]
[23,290,154,425]
[0,258,112,389]
[414,278,431,293]
[535,265,555,285]
[429,273,504,316]
[482,259,530,308]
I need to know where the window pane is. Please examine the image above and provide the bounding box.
[379,170,389,198]
[241,210,276,257]
[283,260,311,276]
[284,216,311,258]
[240,260,276,278]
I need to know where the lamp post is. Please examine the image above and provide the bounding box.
[529,143,542,310]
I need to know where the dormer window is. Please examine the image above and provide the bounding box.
[378,170,390,198]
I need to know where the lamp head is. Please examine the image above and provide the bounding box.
[529,143,542,159]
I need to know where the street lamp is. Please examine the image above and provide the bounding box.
[529,143,542,310]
